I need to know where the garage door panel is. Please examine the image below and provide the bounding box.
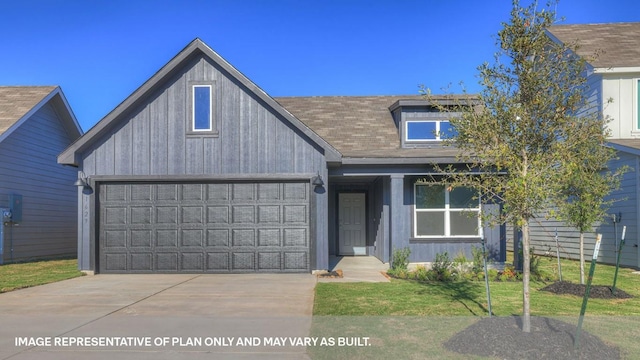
[99,181,311,273]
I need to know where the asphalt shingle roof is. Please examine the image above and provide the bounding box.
[275,95,465,161]
[548,22,640,68]
[0,86,57,136]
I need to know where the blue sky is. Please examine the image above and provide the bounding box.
[1,0,638,131]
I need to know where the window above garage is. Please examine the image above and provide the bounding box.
[188,81,218,136]
[405,120,457,142]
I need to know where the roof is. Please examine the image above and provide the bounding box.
[58,38,341,166]
[275,95,466,162]
[608,139,640,155]
[0,86,57,135]
[0,86,82,143]
[547,22,640,69]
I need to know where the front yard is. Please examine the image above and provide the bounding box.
[311,256,640,359]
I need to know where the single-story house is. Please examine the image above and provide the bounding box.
[0,86,82,263]
[528,23,640,269]
[59,39,505,273]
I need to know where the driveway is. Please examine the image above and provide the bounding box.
[0,274,316,359]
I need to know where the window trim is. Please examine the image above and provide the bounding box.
[636,79,640,131]
[413,183,481,239]
[187,81,218,137]
[405,120,451,142]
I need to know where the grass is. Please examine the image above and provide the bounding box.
[0,258,84,293]
[310,255,640,359]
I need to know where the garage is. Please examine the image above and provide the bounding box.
[98,181,311,273]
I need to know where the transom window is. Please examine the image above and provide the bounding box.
[414,183,480,238]
[405,120,456,141]
[193,85,212,131]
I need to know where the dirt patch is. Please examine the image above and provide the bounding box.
[444,316,620,360]
[540,281,633,299]
[317,269,343,278]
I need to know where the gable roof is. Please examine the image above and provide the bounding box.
[547,22,640,69]
[58,38,341,166]
[0,86,82,143]
[275,95,469,164]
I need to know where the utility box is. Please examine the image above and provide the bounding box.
[8,194,22,223]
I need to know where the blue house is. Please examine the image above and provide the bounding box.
[59,39,504,273]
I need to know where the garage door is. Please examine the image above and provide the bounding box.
[98,181,311,273]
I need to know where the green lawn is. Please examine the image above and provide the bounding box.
[0,258,84,293]
[311,256,640,359]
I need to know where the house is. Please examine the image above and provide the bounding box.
[59,39,505,274]
[0,86,82,263]
[528,23,640,268]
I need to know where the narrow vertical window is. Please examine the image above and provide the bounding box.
[193,85,212,131]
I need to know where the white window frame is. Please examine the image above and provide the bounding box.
[413,183,481,238]
[192,84,213,132]
[405,120,452,142]
[635,78,640,131]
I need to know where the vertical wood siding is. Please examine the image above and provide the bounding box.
[602,74,636,139]
[82,56,325,177]
[0,103,78,261]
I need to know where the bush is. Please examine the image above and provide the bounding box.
[471,246,485,275]
[413,265,429,282]
[432,252,453,281]
[391,247,411,271]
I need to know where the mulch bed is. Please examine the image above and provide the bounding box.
[444,316,620,359]
[540,281,633,299]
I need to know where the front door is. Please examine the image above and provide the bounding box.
[338,193,366,255]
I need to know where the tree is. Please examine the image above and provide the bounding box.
[425,0,622,332]
[555,128,624,285]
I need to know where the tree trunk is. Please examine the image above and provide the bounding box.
[579,232,585,285]
[522,221,531,333]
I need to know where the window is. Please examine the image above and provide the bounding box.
[192,85,212,131]
[405,120,456,141]
[414,183,480,238]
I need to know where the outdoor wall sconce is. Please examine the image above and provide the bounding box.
[74,171,92,192]
[312,172,324,187]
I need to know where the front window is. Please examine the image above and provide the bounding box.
[193,85,212,131]
[414,183,480,238]
[406,120,456,141]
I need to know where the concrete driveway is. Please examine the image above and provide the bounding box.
[0,274,316,359]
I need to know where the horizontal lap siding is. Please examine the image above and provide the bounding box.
[0,103,77,261]
[83,55,325,177]
[528,152,638,267]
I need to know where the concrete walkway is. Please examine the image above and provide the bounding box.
[0,274,316,359]
[317,256,390,283]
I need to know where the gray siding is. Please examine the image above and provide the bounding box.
[0,103,78,262]
[82,56,325,177]
[528,152,638,268]
[79,54,328,271]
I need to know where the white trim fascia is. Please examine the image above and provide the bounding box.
[594,66,640,74]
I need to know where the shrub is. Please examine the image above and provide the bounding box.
[471,246,485,275]
[413,265,429,282]
[432,252,453,281]
[391,247,411,271]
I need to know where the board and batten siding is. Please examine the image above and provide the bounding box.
[78,54,329,271]
[81,55,326,177]
[602,74,638,139]
[0,103,78,262]
[527,152,638,268]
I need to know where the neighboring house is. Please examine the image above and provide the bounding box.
[0,86,82,264]
[528,23,640,268]
[59,39,505,274]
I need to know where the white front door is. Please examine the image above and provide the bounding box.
[339,193,366,255]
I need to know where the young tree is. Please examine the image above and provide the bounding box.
[426,0,621,332]
[555,129,624,285]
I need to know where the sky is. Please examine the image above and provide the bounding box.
[1,0,639,131]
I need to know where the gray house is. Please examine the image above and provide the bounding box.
[59,39,504,273]
[0,86,82,263]
[528,23,640,269]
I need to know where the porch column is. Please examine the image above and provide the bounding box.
[389,174,407,264]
